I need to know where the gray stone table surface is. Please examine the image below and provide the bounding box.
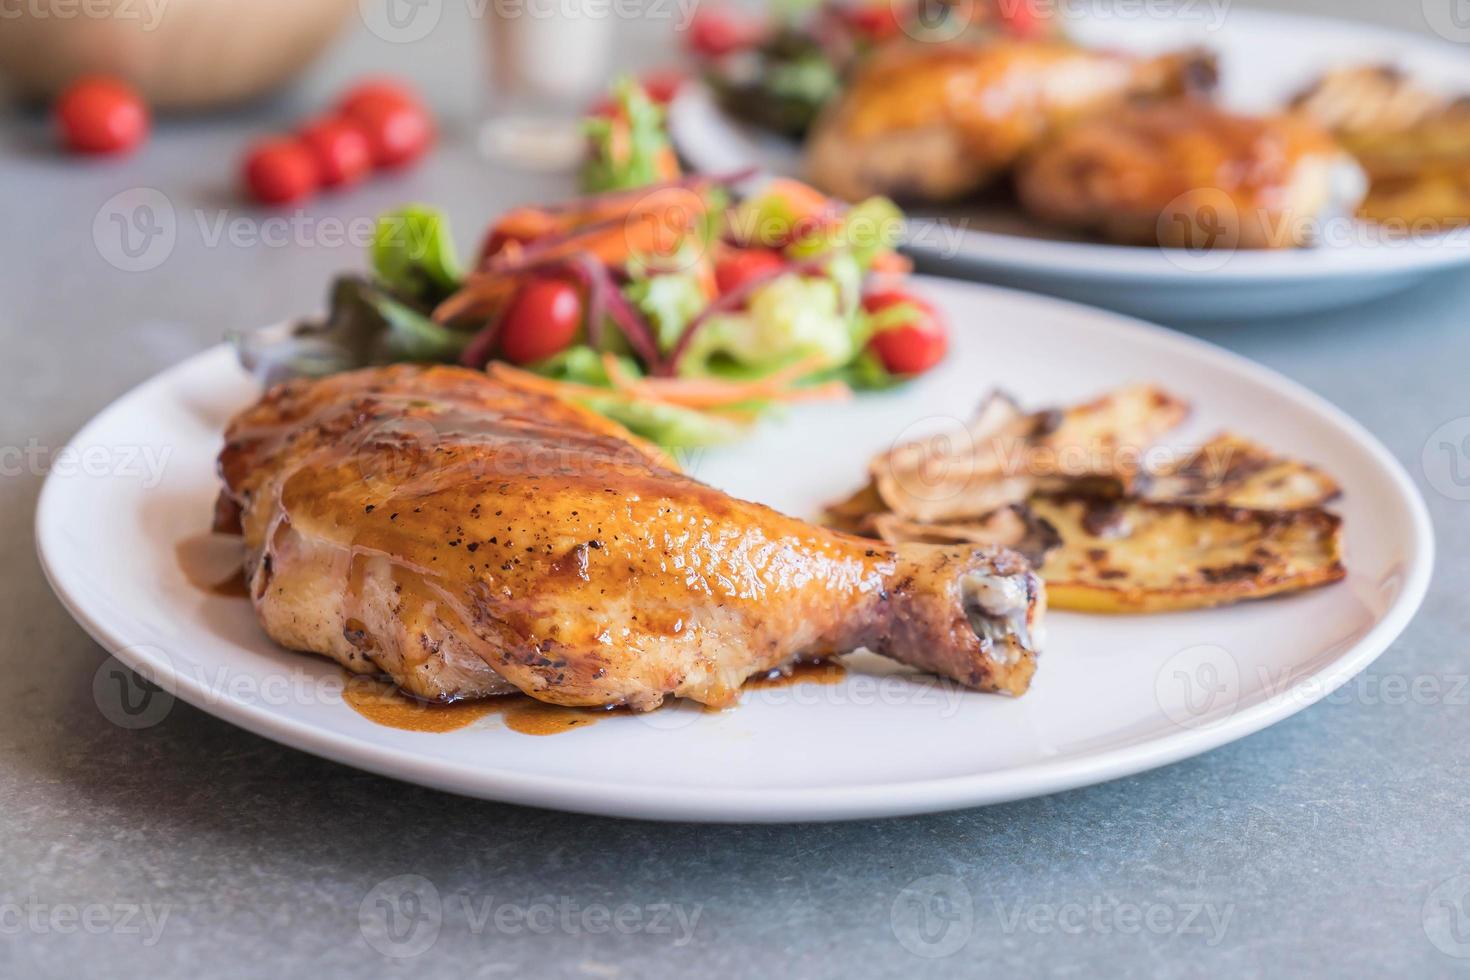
[3,1,1469,976]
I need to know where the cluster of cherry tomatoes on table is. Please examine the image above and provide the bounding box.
[241,79,434,205]
[51,74,434,206]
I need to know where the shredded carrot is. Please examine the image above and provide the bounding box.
[487,363,641,403]
[599,352,851,409]
[870,251,914,277]
[601,353,645,394]
[764,178,832,221]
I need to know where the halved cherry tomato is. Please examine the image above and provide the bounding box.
[499,278,584,365]
[242,138,319,204]
[715,248,786,295]
[298,116,372,188]
[863,290,949,375]
[683,7,762,58]
[56,76,148,155]
[338,81,433,169]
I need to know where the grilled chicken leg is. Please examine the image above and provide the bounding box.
[216,365,1045,710]
[1016,101,1365,248]
[804,37,1215,203]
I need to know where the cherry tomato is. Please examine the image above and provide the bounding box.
[336,77,423,118]
[298,116,373,188]
[55,76,148,155]
[589,70,685,117]
[841,3,904,41]
[998,1,1047,38]
[714,249,786,295]
[863,290,949,375]
[242,138,319,205]
[639,70,685,105]
[683,8,761,58]
[499,278,584,365]
[343,97,433,169]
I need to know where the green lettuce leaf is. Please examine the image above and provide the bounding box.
[679,271,855,378]
[581,77,674,194]
[622,272,709,352]
[785,195,904,271]
[371,206,462,303]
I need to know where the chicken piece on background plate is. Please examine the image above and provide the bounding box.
[803,36,1216,204]
[1015,100,1367,248]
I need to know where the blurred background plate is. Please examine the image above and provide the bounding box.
[670,8,1470,321]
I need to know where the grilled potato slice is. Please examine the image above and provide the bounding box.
[1144,433,1340,510]
[826,479,887,536]
[1032,383,1190,491]
[868,385,1189,522]
[1292,66,1470,226]
[1028,495,1345,613]
[866,505,1063,567]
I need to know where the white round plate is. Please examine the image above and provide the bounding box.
[669,8,1470,320]
[37,279,1431,822]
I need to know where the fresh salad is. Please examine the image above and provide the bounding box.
[240,86,950,449]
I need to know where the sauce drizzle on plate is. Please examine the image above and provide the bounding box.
[342,660,849,733]
[743,659,847,689]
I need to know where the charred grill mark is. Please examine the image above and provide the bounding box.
[1080,499,1127,537]
[1199,562,1265,583]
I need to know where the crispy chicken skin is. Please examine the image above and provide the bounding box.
[804,37,1215,203]
[216,365,1045,710]
[1015,101,1364,248]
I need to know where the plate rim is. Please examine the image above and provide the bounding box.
[669,5,1470,284]
[36,280,1435,822]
